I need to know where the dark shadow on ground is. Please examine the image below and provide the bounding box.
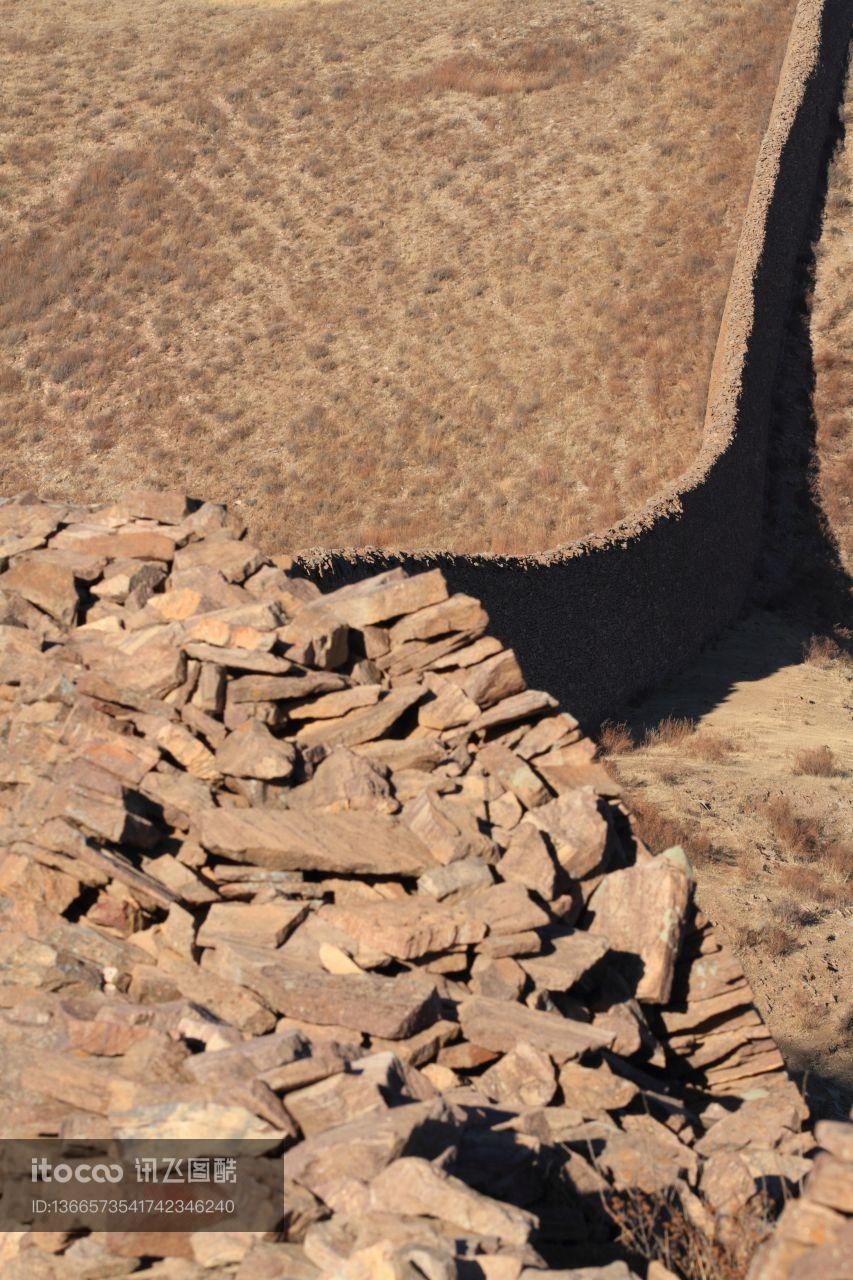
[777,1053,853,1123]
[616,64,851,735]
[752,86,851,633]
[617,609,824,737]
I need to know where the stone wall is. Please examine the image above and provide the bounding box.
[293,0,853,726]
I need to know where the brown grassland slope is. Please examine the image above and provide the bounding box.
[0,0,794,553]
[812,54,853,573]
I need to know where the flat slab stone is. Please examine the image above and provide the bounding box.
[458,995,614,1064]
[321,899,486,961]
[317,570,449,628]
[1,558,80,626]
[521,931,611,992]
[247,967,440,1040]
[587,848,692,1003]
[199,807,436,876]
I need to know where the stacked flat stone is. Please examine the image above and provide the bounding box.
[747,1115,853,1279]
[0,492,819,1278]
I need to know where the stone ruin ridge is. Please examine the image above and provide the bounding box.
[0,490,849,1279]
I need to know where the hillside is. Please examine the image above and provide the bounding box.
[813,48,853,573]
[0,0,794,553]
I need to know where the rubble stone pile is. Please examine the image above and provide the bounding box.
[747,1118,853,1279]
[0,491,847,1279]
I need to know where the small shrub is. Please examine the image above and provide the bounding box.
[48,346,90,385]
[793,745,841,777]
[660,768,685,785]
[764,924,798,957]
[629,796,719,865]
[820,839,852,890]
[776,896,816,930]
[630,796,693,853]
[601,1180,773,1280]
[0,363,24,393]
[778,864,832,902]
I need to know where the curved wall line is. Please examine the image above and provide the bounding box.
[293,0,853,726]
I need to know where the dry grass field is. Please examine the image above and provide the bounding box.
[813,50,853,573]
[0,0,794,552]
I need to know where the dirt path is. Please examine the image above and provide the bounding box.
[610,612,851,1115]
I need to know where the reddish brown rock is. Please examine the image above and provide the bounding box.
[248,968,439,1040]
[1,558,80,626]
[524,787,608,879]
[557,1059,638,1116]
[321,898,486,961]
[197,901,308,950]
[458,648,526,709]
[294,686,424,749]
[521,930,610,992]
[588,848,693,1003]
[499,824,559,899]
[459,996,614,1064]
[369,1156,536,1246]
[199,806,434,875]
[320,570,448,628]
[215,720,297,780]
[480,1043,557,1109]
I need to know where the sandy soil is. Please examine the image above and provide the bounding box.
[609,611,852,1116]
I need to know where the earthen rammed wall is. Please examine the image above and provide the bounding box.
[294,0,853,726]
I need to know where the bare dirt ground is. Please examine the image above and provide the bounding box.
[606,614,852,1115]
[0,0,794,552]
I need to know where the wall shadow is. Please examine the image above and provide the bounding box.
[295,3,853,732]
[753,64,851,632]
[622,51,851,734]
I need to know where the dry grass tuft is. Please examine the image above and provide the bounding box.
[764,796,822,859]
[778,862,834,902]
[821,839,852,891]
[629,795,693,854]
[598,720,634,755]
[793,744,841,777]
[408,21,628,99]
[643,716,696,748]
[629,794,722,867]
[687,732,736,762]
[762,798,851,897]
[737,910,804,958]
[803,634,842,667]
[762,924,799,957]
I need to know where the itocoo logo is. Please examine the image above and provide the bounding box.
[31,1158,123,1184]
